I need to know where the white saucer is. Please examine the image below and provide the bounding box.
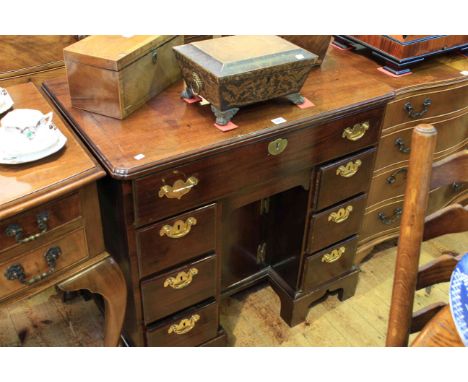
[0,125,67,165]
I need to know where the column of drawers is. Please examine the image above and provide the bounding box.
[357,81,468,262]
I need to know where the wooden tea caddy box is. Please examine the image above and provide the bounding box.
[334,35,468,75]
[63,35,183,119]
[173,35,318,125]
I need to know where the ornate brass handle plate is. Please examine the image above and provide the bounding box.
[404,98,432,119]
[168,314,200,335]
[328,205,353,223]
[5,211,49,244]
[342,121,369,141]
[158,176,199,200]
[164,268,198,289]
[4,246,61,286]
[336,160,362,178]
[378,207,403,225]
[268,138,288,156]
[322,246,346,263]
[160,217,197,239]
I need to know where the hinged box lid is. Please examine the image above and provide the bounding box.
[63,35,178,71]
[173,35,317,77]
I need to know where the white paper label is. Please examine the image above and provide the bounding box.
[295,54,305,60]
[199,97,210,106]
[461,71,468,76]
[271,117,287,125]
[134,154,145,160]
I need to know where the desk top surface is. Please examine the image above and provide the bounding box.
[0,83,104,220]
[43,44,467,180]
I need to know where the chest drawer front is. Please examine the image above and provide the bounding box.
[0,228,88,300]
[146,301,218,346]
[383,82,468,128]
[375,111,467,172]
[359,183,467,243]
[141,255,216,324]
[137,204,216,278]
[134,107,384,226]
[0,193,81,254]
[307,194,366,254]
[314,148,376,211]
[302,236,358,292]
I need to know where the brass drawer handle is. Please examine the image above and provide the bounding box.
[164,268,198,289]
[336,160,362,178]
[4,246,61,286]
[342,121,369,141]
[386,168,407,184]
[378,207,403,225]
[268,138,288,156]
[5,211,49,244]
[160,217,197,239]
[404,98,432,119]
[328,205,353,223]
[168,314,200,335]
[158,176,199,200]
[395,137,411,154]
[322,246,346,263]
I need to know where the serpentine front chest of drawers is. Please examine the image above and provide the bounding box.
[43,44,466,346]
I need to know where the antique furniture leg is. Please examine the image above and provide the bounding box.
[58,256,127,347]
[181,86,195,100]
[272,269,360,327]
[210,105,240,126]
[285,92,305,105]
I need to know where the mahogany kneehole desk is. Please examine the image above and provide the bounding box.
[43,45,467,346]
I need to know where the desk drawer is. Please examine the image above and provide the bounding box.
[0,228,88,300]
[137,204,216,278]
[133,107,384,226]
[383,82,467,129]
[146,301,218,346]
[375,111,467,172]
[141,254,216,324]
[302,236,358,292]
[306,194,366,254]
[0,193,81,254]
[359,183,467,243]
[313,148,376,210]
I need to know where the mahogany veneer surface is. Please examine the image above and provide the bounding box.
[43,46,466,180]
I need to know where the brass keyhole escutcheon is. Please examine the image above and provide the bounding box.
[160,217,197,239]
[268,138,288,156]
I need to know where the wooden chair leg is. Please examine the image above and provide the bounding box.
[58,256,127,346]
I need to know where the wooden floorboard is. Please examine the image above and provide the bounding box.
[0,232,466,346]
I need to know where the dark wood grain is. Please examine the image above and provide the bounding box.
[416,253,462,290]
[410,302,447,334]
[137,204,216,277]
[145,301,218,346]
[302,236,358,292]
[313,148,376,210]
[141,254,216,324]
[307,194,367,254]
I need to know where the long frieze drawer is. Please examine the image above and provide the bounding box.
[0,228,88,300]
[133,107,384,226]
[306,194,366,254]
[375,111,467,172]
[313,148,376,211]
[0,193,81,254]
[302,236,358,292]
[359,183,467,244]
[382,82,467,129]
[141,255,216,324]
[137,204,216,278]
[146,301,218,346]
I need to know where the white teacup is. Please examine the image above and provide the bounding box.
[0,109,57,157]
[0,87,14,114]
